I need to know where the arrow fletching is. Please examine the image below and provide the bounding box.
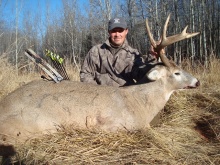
[45,49,64,64]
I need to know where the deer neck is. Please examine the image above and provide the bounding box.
[121,80,173,127]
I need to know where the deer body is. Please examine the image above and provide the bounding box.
[0,14,200,144]
[0,63,199,143]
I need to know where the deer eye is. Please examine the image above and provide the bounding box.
[175,72,180,75]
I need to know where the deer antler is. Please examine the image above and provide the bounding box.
[146,14,200,67]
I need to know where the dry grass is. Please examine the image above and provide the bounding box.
[0,56,220,165]
[0,56,40,99]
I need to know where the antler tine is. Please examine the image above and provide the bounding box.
[145,19,157,48]
[161,13,171,47]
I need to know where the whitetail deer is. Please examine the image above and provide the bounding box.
[0,15,200,144]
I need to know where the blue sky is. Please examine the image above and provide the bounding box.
[1,0,88,30]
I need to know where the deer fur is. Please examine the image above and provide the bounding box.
[0,62,199,144]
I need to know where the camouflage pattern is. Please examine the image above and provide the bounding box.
[80,39,154,87]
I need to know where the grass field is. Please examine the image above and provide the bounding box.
[0,55,219,164]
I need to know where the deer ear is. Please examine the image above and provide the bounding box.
[147,68,162,81]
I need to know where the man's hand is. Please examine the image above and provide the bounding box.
[148,40,165,60]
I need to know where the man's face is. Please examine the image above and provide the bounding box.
[109,28,128,46]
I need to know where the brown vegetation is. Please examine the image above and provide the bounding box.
[0,57,219,164]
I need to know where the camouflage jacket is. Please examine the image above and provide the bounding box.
[80,39,154,87]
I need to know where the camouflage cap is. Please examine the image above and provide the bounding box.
[108,17,127,31]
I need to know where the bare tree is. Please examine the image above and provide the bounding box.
[201,0,208,66]
[1,0,220,70]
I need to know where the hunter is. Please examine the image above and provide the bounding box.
[80,17,157,87]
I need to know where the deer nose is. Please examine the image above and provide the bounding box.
[196,80,200,87]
